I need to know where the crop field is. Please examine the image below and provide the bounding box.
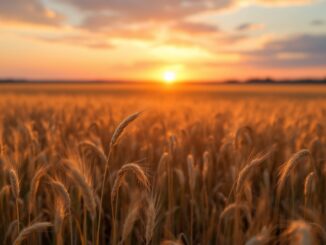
[0,83,325,244]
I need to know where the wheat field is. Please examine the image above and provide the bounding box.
[0,83,325,244]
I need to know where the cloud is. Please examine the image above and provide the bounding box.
[0,0,64,26]
[78,14,122,32]
[311,19,325,26]
[78,14,159,41]
[172,21,219,35]
[0,0,315,29]
[249,0,316,6]
[236,23,264,31]
[75,1,228,42]
[61,0,315,19]
[69,0,313,41]
[244,34,326,67]
[60,0,233,22]
[79,16,220,43]
[32,35,114,49]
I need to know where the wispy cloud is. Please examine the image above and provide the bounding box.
[172,21,220,35]
[60,0,233,22]
[236,23,264,31]
[30,34,114,49]
[0,0,64,26]
[244,34,326,67]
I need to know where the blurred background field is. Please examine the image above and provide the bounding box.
[1,83,326,99]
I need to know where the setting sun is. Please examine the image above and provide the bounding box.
[163,71,177,83]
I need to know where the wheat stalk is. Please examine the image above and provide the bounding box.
[62,160,96,219]
[28,165,49,214]
[111,163,149,203]
[236,148,274,193]
[277,149,312,204]
[111,162,149,244]
[110,111,142,147]
[78,140,107,166]
[145,194,159,245]
[13,222,52,245]
[8,168,20,199]
[304,172,316,207]
[121,198,141,243]
[8,168,20,233]
[97,111,142,245]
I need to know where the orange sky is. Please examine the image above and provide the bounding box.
[0,0,325,81]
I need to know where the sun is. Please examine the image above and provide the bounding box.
[163,71,177,84]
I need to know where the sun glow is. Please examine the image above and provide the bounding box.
[163,71,177,84]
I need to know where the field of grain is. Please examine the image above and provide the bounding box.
[0,83,325,244]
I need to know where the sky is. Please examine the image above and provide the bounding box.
[0,0,325,82]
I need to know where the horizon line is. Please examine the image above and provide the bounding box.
[1,77,326,85]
